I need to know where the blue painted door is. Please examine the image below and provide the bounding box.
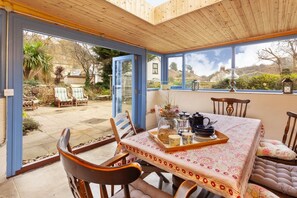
[112,55,135,118]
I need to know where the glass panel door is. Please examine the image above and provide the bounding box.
[112,55,135,117]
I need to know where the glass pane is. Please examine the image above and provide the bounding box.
[168,56,183,88]
[235,39,297,91]
[147,54,161,89]
[185,47,232,89]
[121,60,132,114]
[22,30,119,165]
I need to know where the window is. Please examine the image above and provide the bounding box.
[147,54,161,89]
[152,63,158,74]
[168,56,183,88]
[235,38,297,91]
[185,47,232,89]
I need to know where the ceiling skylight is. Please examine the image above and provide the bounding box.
[146,0,168,7]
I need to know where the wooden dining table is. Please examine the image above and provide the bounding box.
[119,113,263,198]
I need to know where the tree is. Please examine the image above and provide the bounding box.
[147,53,160,62]
[92,47,127,89]
[186,65,193,73]
[69,42,98,88]
[257,39,297,73]
[257,47,282,73]
[170,62,178,71]
[23,40,53,83]
[54,66,64,84]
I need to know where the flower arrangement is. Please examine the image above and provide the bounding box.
[160,103,179,118]
[159,92,179,118]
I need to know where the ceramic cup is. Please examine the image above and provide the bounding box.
[169,135,181,146]
[182,132,193,145]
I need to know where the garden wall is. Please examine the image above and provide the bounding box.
[146,90,297,141]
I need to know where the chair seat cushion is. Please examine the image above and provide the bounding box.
[250,157,297,197]
[257,139,297,160]
[111,178,171,198]
[245,183,279,198]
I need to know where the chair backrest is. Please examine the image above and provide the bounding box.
[283,111,297,153]
[110,111,137,144]
[72,87,84,99]
[55,87,69,101]
[155,105,161,125]
[57,128,142,198]
[211,97,251,117]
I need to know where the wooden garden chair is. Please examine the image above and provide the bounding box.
[71,87,88,106]
[54,87,73,108]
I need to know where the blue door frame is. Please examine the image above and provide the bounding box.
[112,55,136,121]
[6,13,147,176]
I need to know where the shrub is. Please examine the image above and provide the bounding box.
[212,78,230,89]
[101,89,111,95]
[147,80,161,89]
[212,73,297,90]
[23,79,40,86]
[23,117,40,135]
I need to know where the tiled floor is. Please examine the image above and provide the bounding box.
[1,142,203,198]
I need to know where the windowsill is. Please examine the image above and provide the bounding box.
[156,89,297,96]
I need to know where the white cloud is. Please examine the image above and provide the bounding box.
[235,42,280,68]
[168,57,182,70]
[186,53,231,76]
[186,53,229,76]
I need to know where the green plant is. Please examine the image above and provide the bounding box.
[101,89,111,95]
[23,117,40,135]
[212,78,230,89]
[23,79,40,86]
[22,111,28,118]
[23,40,53,82]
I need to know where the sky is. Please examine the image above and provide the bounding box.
[168,41,282,76]
[145,0,168,6]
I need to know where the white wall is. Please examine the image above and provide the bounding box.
[146,90,297,140]
[0,98,6,182]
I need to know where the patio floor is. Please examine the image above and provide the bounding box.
[23,100,116,162]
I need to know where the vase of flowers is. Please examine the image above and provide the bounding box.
[158,103,179,144]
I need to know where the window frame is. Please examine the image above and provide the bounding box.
[164,35,297,93]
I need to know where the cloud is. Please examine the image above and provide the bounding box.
[235,42,278,67]
[186,50,231,76]
[185,53,230,76]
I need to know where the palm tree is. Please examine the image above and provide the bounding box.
[23,40,53,83]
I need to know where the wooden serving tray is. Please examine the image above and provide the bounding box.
[148,130,229,152]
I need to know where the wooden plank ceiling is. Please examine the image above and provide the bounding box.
[2,0,297,54]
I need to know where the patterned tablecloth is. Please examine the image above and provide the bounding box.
[120,113,263,198]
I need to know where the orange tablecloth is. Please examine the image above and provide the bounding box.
[120,113,263,198]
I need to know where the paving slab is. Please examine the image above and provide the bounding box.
[23,100,122,163]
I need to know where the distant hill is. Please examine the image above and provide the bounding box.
[169,60,294,83]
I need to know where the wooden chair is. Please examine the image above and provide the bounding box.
[211,97,251,117]
[54,87,73,108]
[72,87,88,106]
[110,111,170,189]
[260,111,297,165]
[57,128,198,198]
